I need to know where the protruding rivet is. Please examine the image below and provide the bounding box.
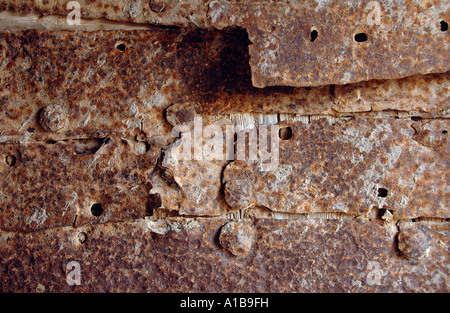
[149,0,165,13]
[398,227,430,260]
[39,104,68,133]
[219,221,256,256]
[77,232,87,244]
[5,154,17,166]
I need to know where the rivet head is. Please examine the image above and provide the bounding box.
[149,1,165,13]
[39,104,68,132]
[219,221,256,256]
[77,232,87,244]
[5,154,17,166]
[398,227,430,259]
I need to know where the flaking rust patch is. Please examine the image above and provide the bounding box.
[223,117,449,219]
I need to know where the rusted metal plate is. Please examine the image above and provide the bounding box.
[158,157,229,216]
[0,218,448,292]
[166,72,450,124]
[0,30,177,143]
[0,0,211,28]
[210,0,450,87]
[3,1,449,88]
[0,138,155,232]
[223,117,449,220]
[0,12,448,294]
[0,30,448,146]
[333,73,450,116]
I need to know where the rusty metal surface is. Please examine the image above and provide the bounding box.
[0,0,210,28]
[0,139,155,233]
[2,1,449,88]
[0,30,448,146]
[0,218,448,292]
[0,30,177,143]
[210,0,450,87]
[0,8,448,293]
[224,117,449,220]
[333,73,450,116]
[166,72,450,121]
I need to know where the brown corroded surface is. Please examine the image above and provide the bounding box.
[0,138,155,232]
[218,220,255,256]
[0,0,211,28]
[2,2,449,88]
[0,218,448,292]
[210,0,450,87]
[224,118,449,220]
[0,30,448,146]
[398,227,432,260]
[0,3,449,293]
[333,73,450,117]
[0,30,177,143]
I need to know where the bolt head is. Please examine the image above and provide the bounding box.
[219,221,256,256]
[398,227,431,259]
[77,232,87,244]
[39,104,68,132]
[149,1,165,13]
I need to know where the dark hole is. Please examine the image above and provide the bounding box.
[310,30,318,42]
[354,33,368,42]
[378,188,388,198]
[115,43,126,52]
[90,203,104,217]
[74,138,105,155]
[378,209,393,219]
[411,116,422,121]
[146,193,162,216]
[5,154,16,166]
[442,130,447,134]
[440,21,448,32]
[279,126,293,140]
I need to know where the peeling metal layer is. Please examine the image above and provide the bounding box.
[223,118,449,219]
[0,218,448,292]
[210,0,450,87]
